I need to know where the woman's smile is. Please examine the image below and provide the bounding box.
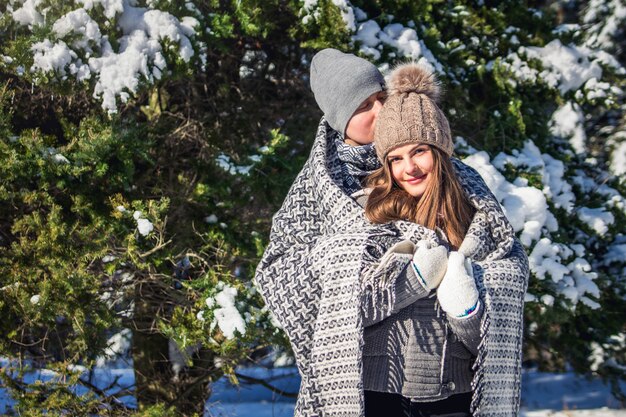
[405,173,427,185]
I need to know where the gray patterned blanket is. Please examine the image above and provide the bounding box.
[254,119,529,416]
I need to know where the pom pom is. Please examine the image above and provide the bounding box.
[387,62,441,102]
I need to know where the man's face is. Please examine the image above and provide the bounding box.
[344,91,385,145]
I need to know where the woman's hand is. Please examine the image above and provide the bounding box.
[436,251,480,318]
[410,241,449,291]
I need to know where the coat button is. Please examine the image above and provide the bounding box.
[446,381,456,391]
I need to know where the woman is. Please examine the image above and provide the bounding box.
[255,51,528,417]
[359,63,487,416]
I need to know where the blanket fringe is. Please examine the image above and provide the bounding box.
[471,289,491,416]
[361,278,397,323]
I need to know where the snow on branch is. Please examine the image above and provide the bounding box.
[7,0,203,113]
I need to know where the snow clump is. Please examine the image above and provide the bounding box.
[11,0,202,113]
[205,283,246,340]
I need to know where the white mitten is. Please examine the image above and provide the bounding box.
[411,241,449,291]
[436,251,479,318]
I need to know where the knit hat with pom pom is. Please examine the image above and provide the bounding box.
[374,63,453,160]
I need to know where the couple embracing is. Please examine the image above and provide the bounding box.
[255,48,529,417]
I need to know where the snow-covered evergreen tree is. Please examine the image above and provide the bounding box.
[1,0,624,414]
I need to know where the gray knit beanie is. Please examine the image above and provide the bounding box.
[374,63,453,161]
[310,48,385,135]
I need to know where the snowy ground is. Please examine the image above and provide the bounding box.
[1,362,624,416]
[205,366,626,417]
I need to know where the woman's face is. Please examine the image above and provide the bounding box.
[344,91,385,145]
[387,143,434,199]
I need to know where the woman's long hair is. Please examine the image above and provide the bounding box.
[364,146,475,250]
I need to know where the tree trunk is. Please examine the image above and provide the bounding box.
[132,279,218,416]
[132,279,174,407]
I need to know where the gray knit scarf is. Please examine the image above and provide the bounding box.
[333,132,380,195]
[254,118,529,417]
